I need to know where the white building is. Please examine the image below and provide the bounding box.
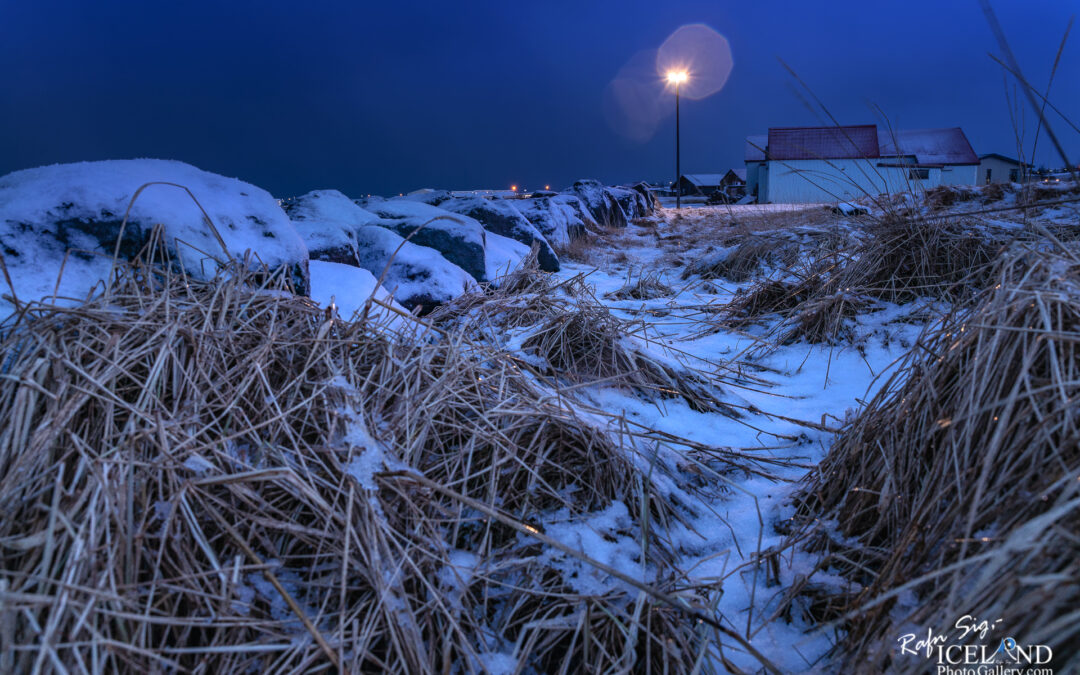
[745,125,980,203]
[978,153,1032,184]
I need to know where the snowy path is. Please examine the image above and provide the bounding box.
[548,220,920,671]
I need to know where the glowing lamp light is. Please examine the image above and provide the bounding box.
[666,70,688,85]
[511,185,518,192]
[545,184,550,190]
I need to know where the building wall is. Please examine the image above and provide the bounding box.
[746,162,761,197]
[939,164,979,186]
[759,159,976,203]
[978,157,1023,184]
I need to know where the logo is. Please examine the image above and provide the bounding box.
[897,615,1054,675]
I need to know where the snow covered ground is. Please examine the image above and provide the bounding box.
[537,212,925,671]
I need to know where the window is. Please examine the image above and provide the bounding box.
[909,168,930,180]
[985,168,992,184]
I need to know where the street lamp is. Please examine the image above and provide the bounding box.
[667,70,688,209]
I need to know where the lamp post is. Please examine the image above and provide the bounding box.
[667,70,688,209]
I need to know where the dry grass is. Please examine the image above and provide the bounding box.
[681,236,800,282]
[604,270,673,301]
[553,232,598,264]
[833,217,1007,303]
[521,303,736,415]
[781,291,870,345]
[924,185,979,210]
[0,235,790,673]
[718,278,820,328]
[787,249,1080,672]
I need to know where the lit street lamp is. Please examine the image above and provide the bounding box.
[667,70,688,209]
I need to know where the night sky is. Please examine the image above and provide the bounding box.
[2,0,1078,197]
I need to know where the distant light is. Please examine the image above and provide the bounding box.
[511,185,518,192]
[545,184,550,190]
[666,70,688,85]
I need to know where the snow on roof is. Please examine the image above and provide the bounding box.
[680,174,725,186]
[767,125,880,161]
[879,128,978,165]
[744,135,767,162]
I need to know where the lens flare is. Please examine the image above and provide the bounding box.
[604,24,733,142]
[603,49,668,142]
[656,24,733,101]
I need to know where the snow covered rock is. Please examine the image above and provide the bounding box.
[607,185,652,221]
[285,190,476,312]
[485,230,532,281]
[308,260,407,325]
[282,189,381,266]
[359,198,488,283]
[629,182,660,214]
[0,159,310,307]
[566,179,628,230]
[352,225,475,312]
[517,194,593,247]
[438,196,559,272]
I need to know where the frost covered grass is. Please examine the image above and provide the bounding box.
[787,249,1080,672]
[4,176,1078,673]
[0,238,786,673]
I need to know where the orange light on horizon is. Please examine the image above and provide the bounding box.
[510,185,518,192]
[545,184,550,190]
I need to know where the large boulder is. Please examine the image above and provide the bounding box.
[606,186,646,221]
[352,225,475,312]
[0,159,309,318]
[359,198,488,283]
[609,184,657,220]
[282,189,381,266]
[438,196,559,272]
[566,179,628,230]
[629,182,661,214]
[516,194,594,247]
[286,190,477,312]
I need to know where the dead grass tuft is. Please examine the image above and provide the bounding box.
[788,250,1080,672]
[0,238,757,672]
[682,236,800,282]
[834,218,1007,303]
[924,185,979,210]
[605,270,673,300]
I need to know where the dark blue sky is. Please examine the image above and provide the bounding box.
[2,1,1078,197]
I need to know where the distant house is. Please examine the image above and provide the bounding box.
[675,174,725,197]
[744,125,980,203]
[719,168,747,199]
[979,153,1032,184]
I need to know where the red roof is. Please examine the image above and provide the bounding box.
[878,128,979,165]
[767,125,879,161]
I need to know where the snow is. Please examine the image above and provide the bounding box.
[0,160,307,313]
[516,194,591,247]
[540,501,648,596]
[352,225,476,309]
[362,197,486,250]
[523,215,939,671]
[484,231,530,281]
[308,260,406,325]
[361,197,489,281]
[284,189,380,228]
[284,189,382,259]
